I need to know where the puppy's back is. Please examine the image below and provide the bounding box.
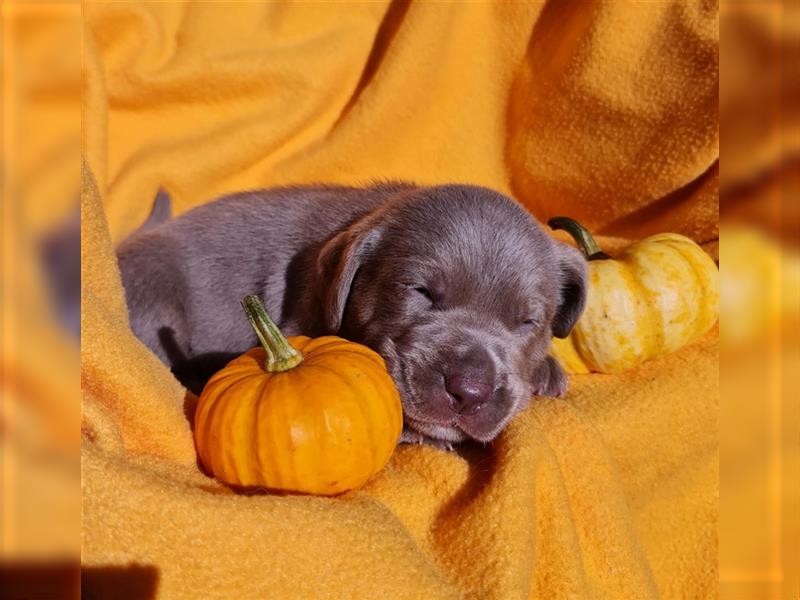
[116,183,412,366]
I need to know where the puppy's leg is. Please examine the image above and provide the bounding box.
[399,428,454,451]
[117,234,190,368]
[531,355,569,398]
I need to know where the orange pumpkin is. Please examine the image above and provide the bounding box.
[193,295,403,495]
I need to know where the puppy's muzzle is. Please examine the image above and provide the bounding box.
[441,344,496,416]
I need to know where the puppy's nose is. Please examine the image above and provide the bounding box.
[445,373,492,415]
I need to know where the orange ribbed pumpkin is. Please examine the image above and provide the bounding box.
[193,295,403,495]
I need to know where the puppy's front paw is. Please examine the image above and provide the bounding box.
[531,355,569,398]
[399,428,426,445]
[399,428,454,451]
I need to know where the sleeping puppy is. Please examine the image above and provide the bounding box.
[117,183,587,447]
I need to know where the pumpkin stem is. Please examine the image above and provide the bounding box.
[241,295,303,372]
[547,216,610,261]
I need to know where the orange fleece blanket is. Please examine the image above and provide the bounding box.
[81,3,719,598]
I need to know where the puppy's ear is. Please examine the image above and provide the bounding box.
[551,243,588,338]
[316,214,384,333]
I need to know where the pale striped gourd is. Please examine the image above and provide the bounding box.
[548,217,719,374]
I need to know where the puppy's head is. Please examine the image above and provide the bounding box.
[317,185,586,443]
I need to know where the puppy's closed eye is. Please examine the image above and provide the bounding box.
[516,307,545,336]
[518,318,540,334]
[413,286,433,302]
[407,284,439,310]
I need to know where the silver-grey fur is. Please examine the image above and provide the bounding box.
[116,183,587,446]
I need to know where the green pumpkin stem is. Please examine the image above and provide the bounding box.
[241,295,303,372]
[547,216,610,261]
